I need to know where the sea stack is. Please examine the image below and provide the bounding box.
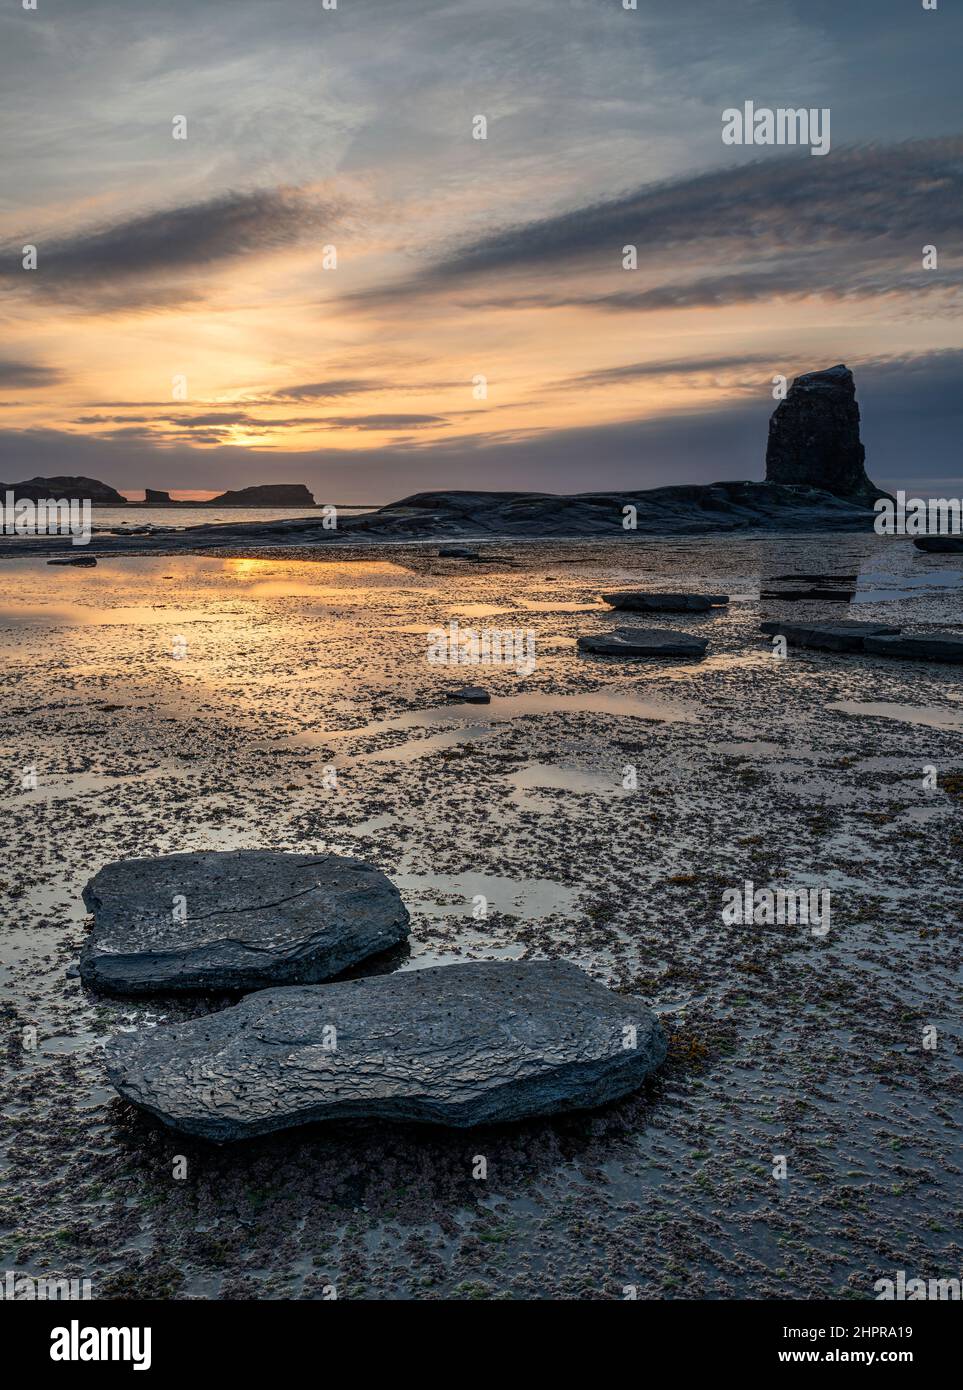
[765,365,890,505]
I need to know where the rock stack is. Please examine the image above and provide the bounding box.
[765,364,891,505]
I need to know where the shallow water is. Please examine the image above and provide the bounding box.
[0,534,960,1301]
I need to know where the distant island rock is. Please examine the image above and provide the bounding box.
[1,478,317,509]
[133,483,316,507]
[204,483,316,507]
[0,475,126,504]
[765,364,891,505]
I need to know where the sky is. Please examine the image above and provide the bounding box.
[1,0,961,503]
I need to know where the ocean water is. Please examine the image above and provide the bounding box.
[90,504,374,530]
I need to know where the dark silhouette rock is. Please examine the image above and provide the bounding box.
[0,475,126,504]
[205,484,316,507]
[144,488,174,505]
[79,850,410,994]
[578,627,708,658]
[104,960,668,1140]
[765,365,890,504]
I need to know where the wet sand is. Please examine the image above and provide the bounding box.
[0,533,960,1299]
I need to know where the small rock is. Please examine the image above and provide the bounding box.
[79,850,410,994]
[448,685,491,704]
[105,960,668,1141]
[913,537,963,554]
[578,627,708,658]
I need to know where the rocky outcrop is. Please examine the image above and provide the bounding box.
[346,480,878,540]
[602,592,728,613]
[105,960,668,1140]
[578,627,708,658]
[144,488,174,505]
[0,475,126,504]
[79,850,410,994]
[765,365,890,505]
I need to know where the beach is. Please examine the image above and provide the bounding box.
[1,533,960,1299]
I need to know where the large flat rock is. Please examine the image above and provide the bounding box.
[863,633,963,663]
[759,620,900,652]
[578,627,708,658]
[601,591,727,613]
[105,960,668,1141]
[80,851,410,995]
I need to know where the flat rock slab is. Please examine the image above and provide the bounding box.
[759,620,900,652]
[106,960,667,1141]
[80,851,410,995]
[864,634,963,663]
[602,591,726,612]
[578,627,708,658]
[761,587,855,601]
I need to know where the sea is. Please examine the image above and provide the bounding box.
[88,504,376,531]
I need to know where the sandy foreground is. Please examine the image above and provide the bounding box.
[0,533,960,1300]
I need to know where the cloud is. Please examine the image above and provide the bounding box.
[343,139,963,314]
[556,353,777,390]
[0,358,63,389]
[266,380,380,402]
[3,188,338,310]
[320,413,449,431]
